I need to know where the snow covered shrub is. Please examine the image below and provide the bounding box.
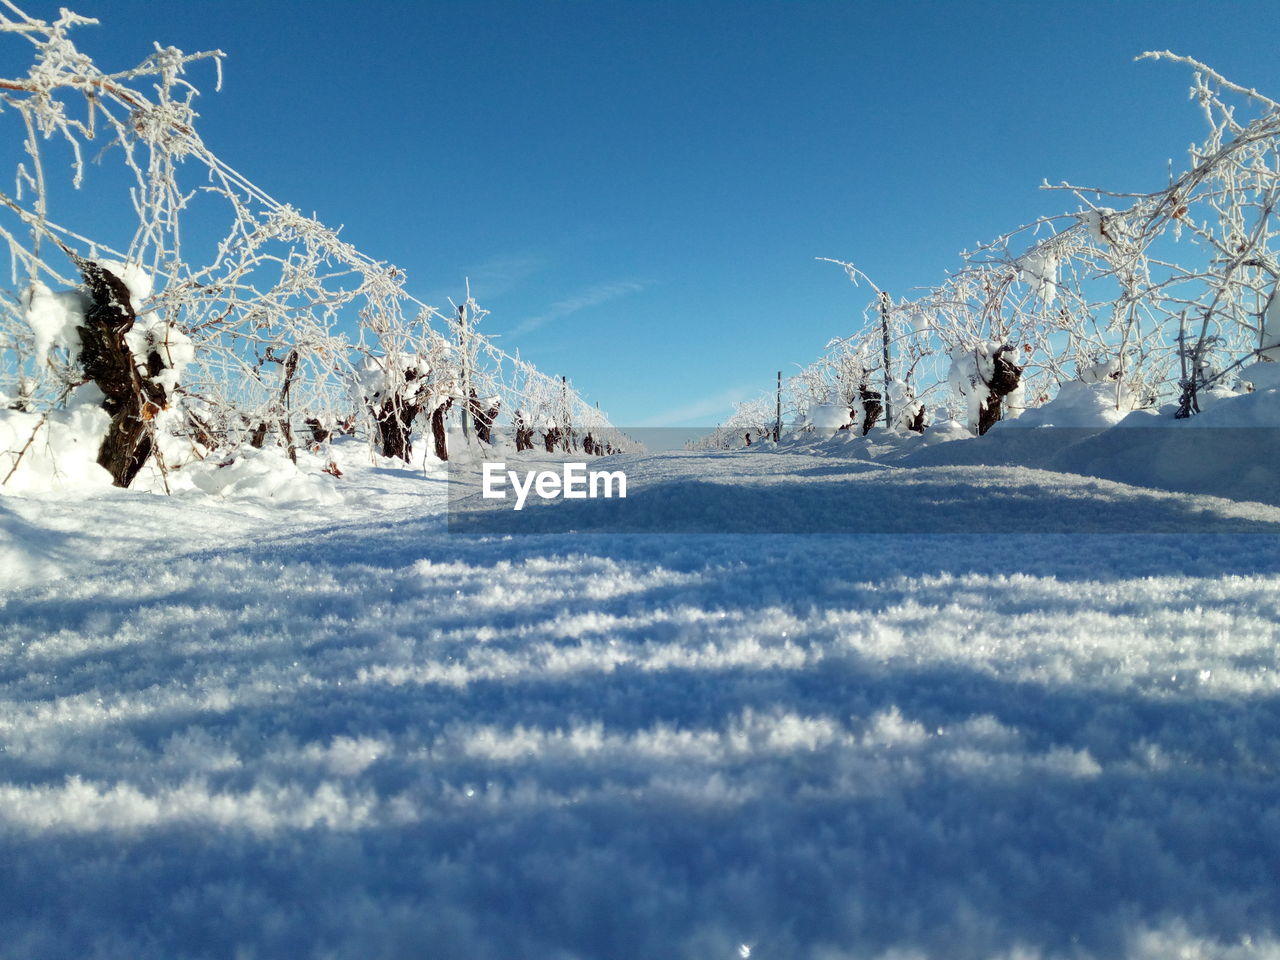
[466,392,501,444]
[539,420,561,453]
[947,343,1024,436]
[886,378,926,433]
[696,53,1280,451]
[512,408,536,452]
[828,348,883,435]
[17,255,190,488]
[353,354,448,462]
[731,396,779,446]
[77,258,198,486]
[806,54,1280,440]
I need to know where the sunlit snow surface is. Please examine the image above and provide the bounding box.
[2,447,1279,960]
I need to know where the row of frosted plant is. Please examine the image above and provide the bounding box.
[0,4,625,492]
[696,52,1280,450]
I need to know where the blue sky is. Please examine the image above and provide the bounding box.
[23,0,1280,426]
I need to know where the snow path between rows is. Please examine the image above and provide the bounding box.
[2,448,1279,960]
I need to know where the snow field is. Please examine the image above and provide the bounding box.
[2,449,1279,959]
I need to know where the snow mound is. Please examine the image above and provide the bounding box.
[808,402,852,435]
[1195,384,1280,426]
[1032,386,1280,504]
[0,402,113,493]
[921,416,970,444]
[1238,360,1280,393]
[184,446,344,506]
[1113,382,1280,428]
[1262,290,1280,360]
[997,380,1135,430]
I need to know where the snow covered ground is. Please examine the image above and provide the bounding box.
[2,436,1280,960]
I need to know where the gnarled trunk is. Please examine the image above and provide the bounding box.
[375,396,418,461]
[977,345,1023,436]
[468,390,500,444]
[75,259,165,488]
[859,387,883,435]
[305,417,331,444]
[430,397,452,461]
[514,411,534,452]
[373,369,424,461]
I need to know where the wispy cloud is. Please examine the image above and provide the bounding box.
[421,254,546,308]
[465,254,546,299]
[506,280,646,338]
[636,385,760,428]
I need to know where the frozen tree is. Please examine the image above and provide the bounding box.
[0,4,620,489]
[818,53,1280,435]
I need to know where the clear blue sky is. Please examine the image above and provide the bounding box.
[20,0,1280,426]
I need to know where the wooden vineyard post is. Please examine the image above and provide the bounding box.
[880,291,893,429]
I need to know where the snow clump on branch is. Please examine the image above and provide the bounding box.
[1077,207,1118,246]
[23,281,87,367]
[1017,247,1059,305]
